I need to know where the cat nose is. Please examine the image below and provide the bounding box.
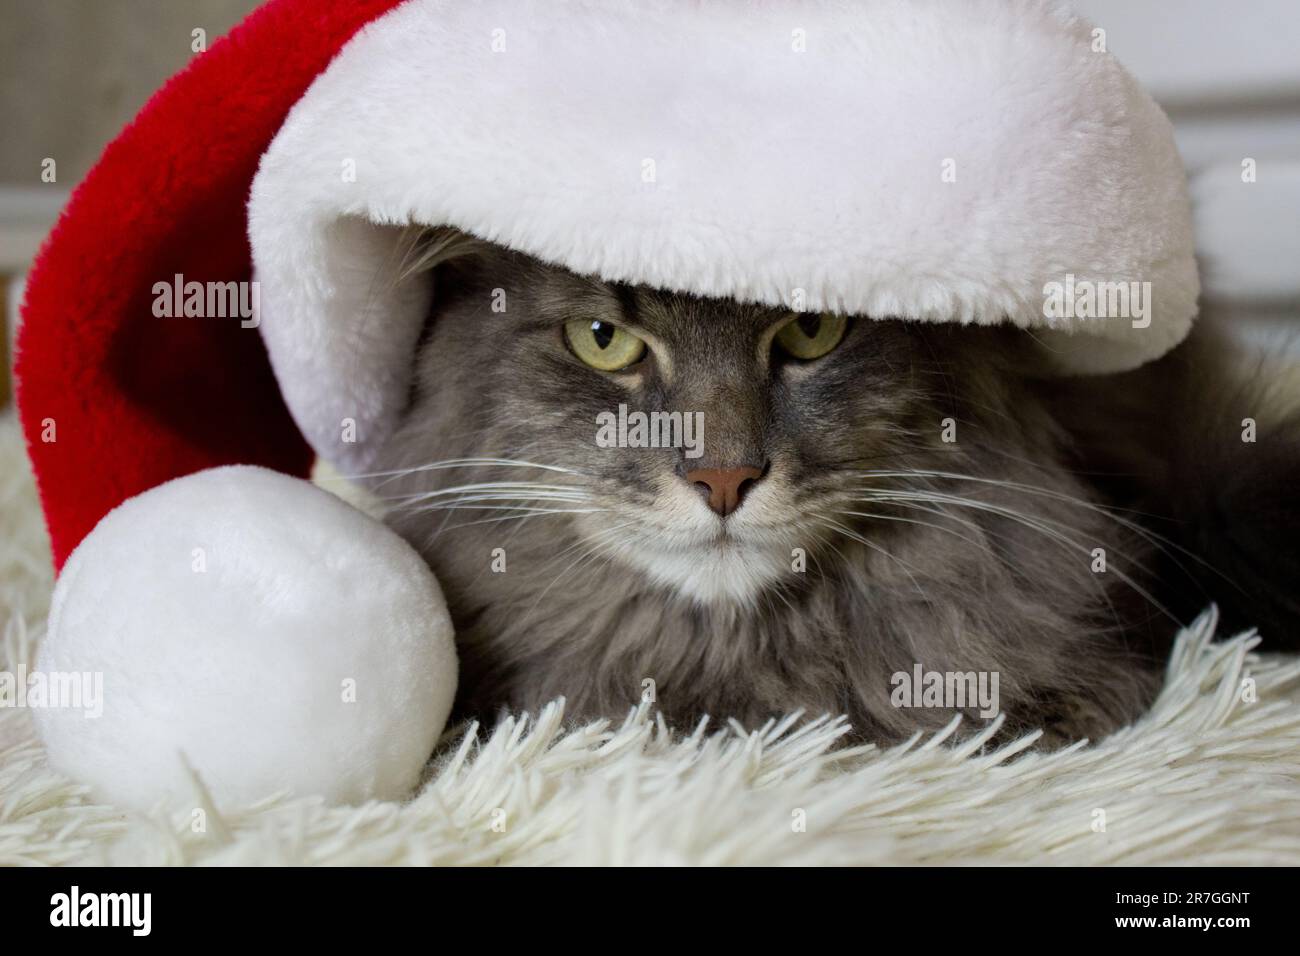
[685,464,766,517]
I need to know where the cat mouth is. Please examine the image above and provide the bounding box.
[706,525,741,544]
[642,519,766,551]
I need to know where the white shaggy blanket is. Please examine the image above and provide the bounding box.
[2,412,1298,866]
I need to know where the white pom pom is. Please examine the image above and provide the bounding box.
[33,466,457,811]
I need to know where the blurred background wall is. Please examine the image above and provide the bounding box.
[0,0,259,185]
[0,0,259,399]
[1075,0,1300,350]
[6,1,1297,185]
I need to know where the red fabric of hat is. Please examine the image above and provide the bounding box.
[15,0,405,569]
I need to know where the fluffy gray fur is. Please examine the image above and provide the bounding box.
[367,229,1296,745]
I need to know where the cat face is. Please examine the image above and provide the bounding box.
[377,236,984,606]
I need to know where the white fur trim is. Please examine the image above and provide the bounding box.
[250,0,1199,470]
[32,466,458,811]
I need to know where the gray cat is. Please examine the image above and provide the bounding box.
[369,228,1300,745]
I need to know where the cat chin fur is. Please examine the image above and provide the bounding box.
[607,537,789,609]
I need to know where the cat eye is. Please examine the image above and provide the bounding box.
[564,319,647,371]
[774,313,848,361]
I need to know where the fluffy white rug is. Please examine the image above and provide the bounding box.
[2,412,1298,866]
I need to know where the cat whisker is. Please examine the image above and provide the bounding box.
[844,497,1127,633]
[830,508,993,557]
[402,493,592,512]
[416,503,603,515]
[356,457,591,495]
[384,481,588,503]
[385,482,593,527]
[809,512,932,603]
[852,467,1233,589]
[855,489,1175,625]
[859,484,1175,608]
[428,507,609,535]
[410,502,598,509]
[415,490,599,539]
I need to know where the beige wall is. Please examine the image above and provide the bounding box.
[0,0,260,186]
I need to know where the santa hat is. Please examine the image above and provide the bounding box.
[15,0,1198,809]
